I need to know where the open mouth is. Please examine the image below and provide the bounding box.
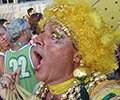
[33,49,43,71]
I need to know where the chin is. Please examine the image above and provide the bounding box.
[35,72,46,82]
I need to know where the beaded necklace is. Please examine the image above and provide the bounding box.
[32,80,82,100]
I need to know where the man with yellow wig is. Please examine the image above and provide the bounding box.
[0,0,120,100]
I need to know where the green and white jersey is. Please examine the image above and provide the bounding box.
[5,45,38,93]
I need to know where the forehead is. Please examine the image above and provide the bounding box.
[44,21,62,31]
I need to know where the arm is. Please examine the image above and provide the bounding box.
[0,53,4,73]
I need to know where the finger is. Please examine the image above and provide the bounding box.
[0,41,8,47]
[12,68,21,83]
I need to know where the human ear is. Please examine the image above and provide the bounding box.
[73,52,80,69]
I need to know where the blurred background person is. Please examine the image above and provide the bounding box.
[0,19,9,28]
[29,12,43,35]
[0,25,10,73]
[4,18,38,93]
[23,7,36,21]
[0,25,10,53]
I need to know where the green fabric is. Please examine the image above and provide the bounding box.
[80,84,89,100]
[5,45,38,93]
[102,93,116,100]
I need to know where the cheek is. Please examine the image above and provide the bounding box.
[45,39,74,57]
[46,45,74,62]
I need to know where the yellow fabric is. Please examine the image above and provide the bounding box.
[5,84,32,100]
[48,78,77,95]
[90,80,120,100]
[38,0,120,74]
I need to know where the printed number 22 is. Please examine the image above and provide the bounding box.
[9,56,30,78]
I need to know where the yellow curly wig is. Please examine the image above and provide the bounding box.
[38,0,120,73]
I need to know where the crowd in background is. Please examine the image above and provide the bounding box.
[0,7,43,53]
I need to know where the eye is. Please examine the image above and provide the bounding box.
[51,32,60,40]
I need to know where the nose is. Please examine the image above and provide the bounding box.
[33,34,44,47]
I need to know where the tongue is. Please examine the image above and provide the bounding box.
[33,57,41,70]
